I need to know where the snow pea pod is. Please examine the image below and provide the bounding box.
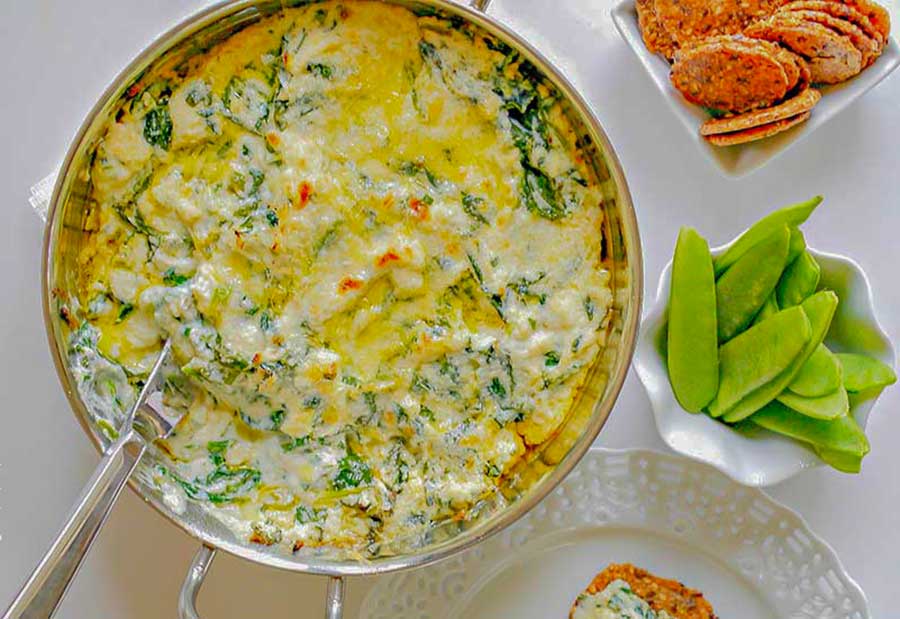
[777,386,849,420]
[788,343,842,397]
[837,353,897,392]
[749,400,869,456]
[751,293,779,326]
[786,227,806,265]
[714,196,822,276]
[776,250,820,308]
[707,306,810,417]
[816,446,865,474]
[716,225,790,342]
[667,227,719,412]
[719,290,838,422]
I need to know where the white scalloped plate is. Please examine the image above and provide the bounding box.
[633,246,896,487]
[360,449,869,619]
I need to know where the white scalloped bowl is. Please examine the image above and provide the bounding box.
[633,245,896,486]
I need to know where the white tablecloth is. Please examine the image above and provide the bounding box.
[1,0,898,616]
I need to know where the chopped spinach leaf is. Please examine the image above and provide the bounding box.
[411,373,432,393]
[163,268,190,286]
[461,193,488,224]
[484,462,502,478]
[399,160,439,187]
[116,303,134,323]
[259,310,273,331]
[281,435,310,452]
[493,407,524,427]
[295,505,323,524]
[583,296,596,321]
[488,376,507,399]
[307,62,334,79]
[419,405,435,421]
[207,440,230,466]
[521,164,568,220]
[466,252,483,284]
[418,40,441,67]
[363,391,378,415]
[332,452,372,490]
[269,409,286,429]
[143,105,173,150]
[171,459,261,505]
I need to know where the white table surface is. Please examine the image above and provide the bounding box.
[1,1,898,617]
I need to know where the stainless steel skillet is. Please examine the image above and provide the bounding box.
[25,0,642,617]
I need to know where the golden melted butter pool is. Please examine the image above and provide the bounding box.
[65,0,613,555]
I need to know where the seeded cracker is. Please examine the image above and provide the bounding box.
[746,14,863,82]
[782,8,882,65]
[637,0,679,59]
[670,35,790,112]
[701,87,821,134]
[827,0,892,40]
[779,0,885,46]
[773,45,804,90]
[706,110,811,145]
[572,563,718,619]
[655,0,777,46]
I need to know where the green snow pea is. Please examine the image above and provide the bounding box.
[752,293,779,326]
[720,290,838,422]
[716,226,790,342]
[707,306,810,417]
[786,227,806,265]
[788,344,842,397]
[777,386,849,420]
[713,196,822,276]
[776,250,820,308]
[836,353,897,392]
[816,446,865,474]
[749,400,869,456]
[667,227,719,412]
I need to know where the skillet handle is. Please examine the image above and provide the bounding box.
[2,429,146,619]
[177,545,217,619]
[325,576,346,619]
[177,546,346,619]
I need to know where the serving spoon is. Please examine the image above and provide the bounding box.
[3,341,180,619]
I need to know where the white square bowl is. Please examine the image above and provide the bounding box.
[611,0,900,178]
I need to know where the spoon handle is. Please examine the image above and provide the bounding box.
[2,430,146,619]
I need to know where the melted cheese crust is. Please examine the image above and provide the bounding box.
[67,1,612,555]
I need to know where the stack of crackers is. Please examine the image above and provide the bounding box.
[637,0,892,145]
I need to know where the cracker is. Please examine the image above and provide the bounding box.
[746,15,864,82]
[671,35,791,112]
[701,87,821,134]
[834,0,891,41]
[779,0,884,46]
[705,110,811,145]
[655,0,777,46]
[786,9,882,65]
[773,46,804,91]
[637,0,680,59]
[574,564,718,619]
